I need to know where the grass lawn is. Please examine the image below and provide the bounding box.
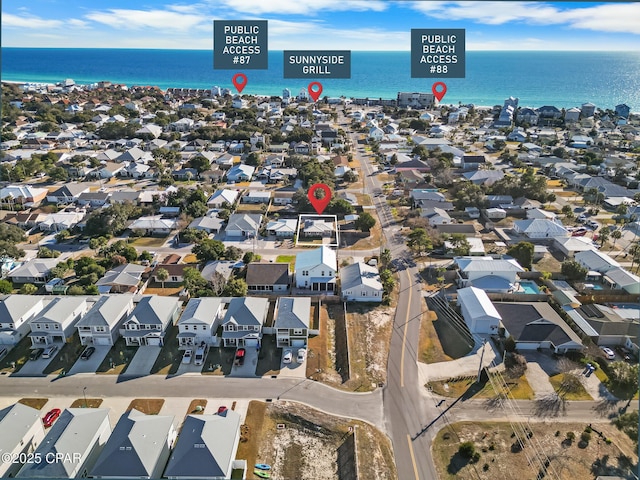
[428,374,535,400]
[129,236,168,247]
[354,193,372,206]
[202,345,235,375]
[275,255,296,268]
[0,337,34,373]
[18,398,48,410]
[549,373,593,400]
[235,203,265,213]
[256,335,281,377]
[183,253,198,263]
[96,338,138,375]
[187,399,207,415]
[150,326,181,375]
[70,398,103,408]
[142,285,183,296]
[419,310,453,364]
[127,398,165,415]
[43,333,83,375]
[547,179,563,188]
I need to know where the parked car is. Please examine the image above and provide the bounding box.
[572,229,587,237]
[600,346,615,360]
[194,345,206,366]
[182,349,193,364]
[42,345,58,359]
[283,350,293,364]
[29,348,44,361]
[42,408,61,428]
[615,346,633,362]
[296,348,307,364]
[217,406,228,415]
[80,346,95,360]
[234,347,246,366]
[0,347,7,360]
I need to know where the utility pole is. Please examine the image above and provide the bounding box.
[476,339,487,384]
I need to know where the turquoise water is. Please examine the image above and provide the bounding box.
[519,280,541,294]
[2,49,639,110]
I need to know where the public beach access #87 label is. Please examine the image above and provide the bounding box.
[213,20,268,69]
[411,29,465,78]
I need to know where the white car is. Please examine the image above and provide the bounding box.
[182,350,193,364]
[296,348,307,364]
[283,350,293,364]
[600,347,615,360]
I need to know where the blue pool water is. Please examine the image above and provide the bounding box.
[520,281,541,294]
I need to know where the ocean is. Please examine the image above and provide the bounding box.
[2,48,639,111]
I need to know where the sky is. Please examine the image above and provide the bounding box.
[2,1,640,51]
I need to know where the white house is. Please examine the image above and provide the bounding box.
[575,249,620,274]
[28,297,88,347]
[16,409,111,479]
[120,296,182,347]
[455,256,525,293]
[266,218,297,237]
[207,189,239,208]
[457,286,502,334]
[274,297,311,348]
[294,246,338,291]
[177,298,226,348]
[602,268,640,294]
[513,218,569,239]
[226,164,255,182]
[243,190,271,204]
[340,262,383,302]
[0,403,46,478]
[7,258,58,284]
[221,297,269,348]
[225,214,262,239]
[0,295,46,345]
[76,295,135,346]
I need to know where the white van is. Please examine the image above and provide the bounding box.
[194,345,206,366]
[42,345,58,359]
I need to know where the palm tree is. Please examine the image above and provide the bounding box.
[629,242,640,273]
[156,268,169,288]
[611,229,622,248]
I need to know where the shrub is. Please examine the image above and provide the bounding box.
[566,431,575,441]
[472,452,481,463]
[483,463,489,471]
[581,431,591,443]
[458,441,476,459]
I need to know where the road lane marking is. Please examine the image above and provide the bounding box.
[407,434,420,480]
[400,270,412,388]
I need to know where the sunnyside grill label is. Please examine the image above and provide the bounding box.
[284,51,351,78]
[213,20,268,69]
[411,29,465,78]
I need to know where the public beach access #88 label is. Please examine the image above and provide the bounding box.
[411,29,465,78]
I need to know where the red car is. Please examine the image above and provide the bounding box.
[217,406,228,415]
[43,408,61,428]
[234,347,246,366]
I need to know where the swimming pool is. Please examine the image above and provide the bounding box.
[520,280,541,294]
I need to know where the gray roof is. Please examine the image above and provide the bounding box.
[76,295,134,328]
[179,298,225,327]
[222,297,268,327]
[90,409,175,478]
[17,408,110,478]
[48,183,88,198]
[246,263,290,286]
[96,263,147,287]
[7,258,58,279]
[201,261,236,282]
[163,412,240,478]
[340,262,383,291]
[226,213,262,232]
[30,296,86,325]
[274,297,310,329]
[0,403,42,458]
[0,295,46,323]
[126,296,181,326]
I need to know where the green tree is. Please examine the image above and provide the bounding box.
[614,410,638,445]
[328,198,354,215]
[507,241,535,270]
[599,226,611,246]
[243,252,256,264]
[611,229,622,247]
[224,246,243,261]
[67,285,86,295]
[0,241,25,259]
[407,228,432,255]
[182,267,209,297]
[55,230,70,243]
[19,283,38,295]
[192,238,225,264]
[354,212,376,233]
[0,279,13,294]
[88,236,108,250]
[561,260,588,282]
[139,250,153,262]
[84,284,99,295]
[156,268,169,288]
[380,248,392,269]
[189,155,211,173]
[0,223,27,244]
[222,278,248,297]
[37,247,60,258]
[449,233,471,256]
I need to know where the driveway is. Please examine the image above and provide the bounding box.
[174,358,205,376]
[229,347,258,378]
[122,346,161,377]
[278,350,307,379]
[521,352,557,398]
[12,344,64,377]
[68,346,111,375]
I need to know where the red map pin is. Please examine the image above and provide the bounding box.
[432,82,447,102]
[232,73,247,93]
[307,183,332,214]
[308,82,323,102]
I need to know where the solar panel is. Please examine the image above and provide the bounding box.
[581,304,604,318]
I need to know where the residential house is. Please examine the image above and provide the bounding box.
[225,214,262,239]
[37,211,86,232]
[615,103,631,119]
[96,264,147,294]
[463,170,505,186]
[294,246,337,291]
[266,218,297,237]
[95,162,126,178]
[45,183,90,204]
[188,215,224,234]
[566,304,638,353]
[421,207,452,226]
[246,263,290,293]
[28,296,87,347]
[457,286,502,335]
[526,208,558,222]
[226,164,254,182]
[274,297,311,348]
[129,216,178,235]
[215,153,239,168]
[0,295,46,345]
[163,412,242,480]
[120,296,182,346]
[341,262,383,303]
[537,105,562,120]
[90,409,177,480]
[207,189,239,208]
[0,403,46,478]
[574,249,620,275]
[243,190,271,204]
[153,263,187,284]
[564,107,581,123]
[77,191,110,208]
[460,155,487,169]
[6,258,58,284]
[455,256,525,293]
[0,185,48,208]
[177,298,225,348]
[493,302,584,353]
[201,261,236,286]
[602,268,640,294]
[484,208,507,220]
[221,297,269,347]
[302,219,334,237]
[16,409,111,479]
[513,218,569,239]
[76,295,135,346]
[554,236,596,258]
